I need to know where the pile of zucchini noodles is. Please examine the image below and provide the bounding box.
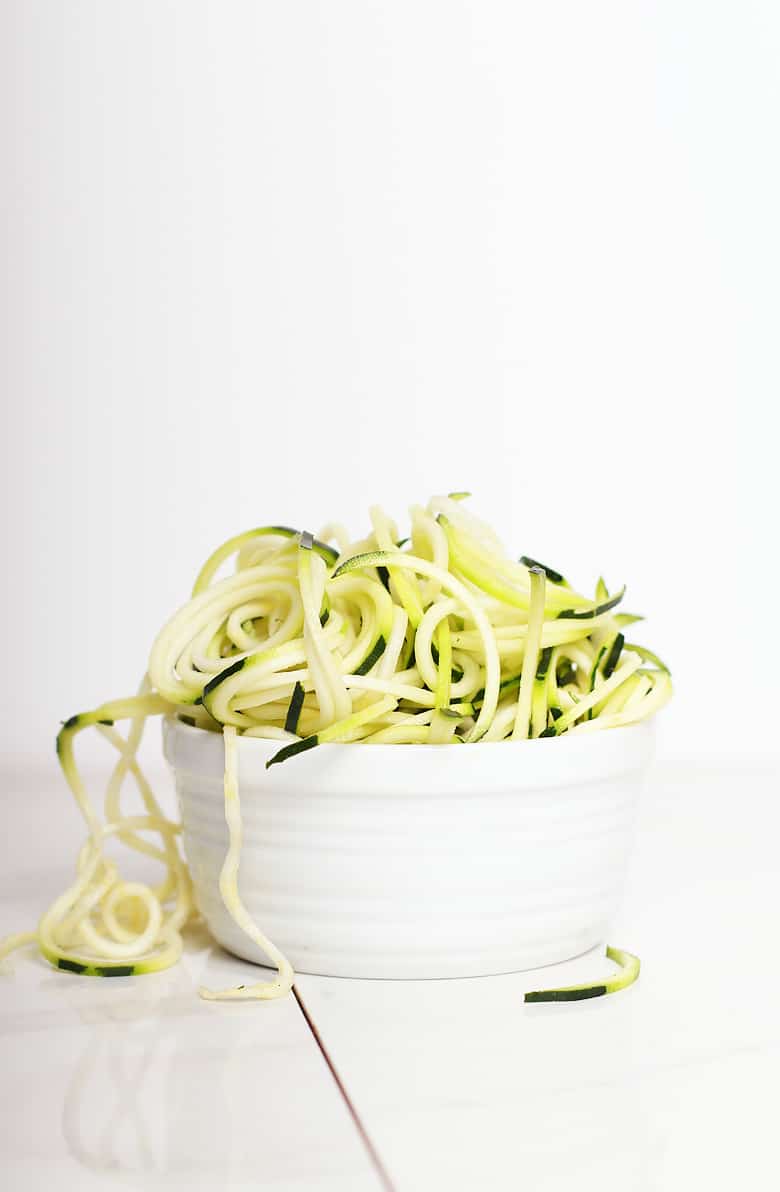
[0,494,670,1001]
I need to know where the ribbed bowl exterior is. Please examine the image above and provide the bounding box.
[163,719,654,978]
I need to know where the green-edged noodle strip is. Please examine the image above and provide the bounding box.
[284,681,306,734]
[549,655,644,734]
[265,733,320,767]
[512,566,546,739]
[557,587,626,620]
[202,655,248,700]
[266,695,397,768]
[193,525,338,595]
[531,645,554,737]
[520,556,566,586]
[376,565,391,591]
[601,633,625,680]
[556,658,577,687]
[535,646,554,682]
[431,640,463,682]
[524,945,640,1003]
[353,634,387,676]
[588,645,607,720]
[56,957,136,977]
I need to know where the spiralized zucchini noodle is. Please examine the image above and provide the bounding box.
[524,945,640,1003]
[0,495,671,1001]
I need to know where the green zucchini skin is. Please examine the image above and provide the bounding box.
[283,526,338,567]
[401,626,417,670]
[56,715,81,757]
[376,566,392,592]
[57,958,86,974]
[201,656,247,700]
[210,525,338,568]
[354,635,387,676]
[588,645,607,720]
[535,646,554,681]
[430,642,463,682]
[520,556,565,585]
[472,671,521,708]
[266,734,320,768]
[57,957,136,978]
[557,588,625,620]
[556,659,577,687]
[601,633,624,680]
[524,944,639,1002]
[284,681,306,734]
[525,984,608,1003]
[313,540,339,567]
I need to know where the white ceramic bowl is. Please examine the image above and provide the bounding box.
[163,718,654,979]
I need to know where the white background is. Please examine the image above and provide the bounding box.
[2,1,779,767]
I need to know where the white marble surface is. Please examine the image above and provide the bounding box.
[1,948,382,1192]
[0,771,384,1192]
[2,759,778,1191]
[297,761,780,1191]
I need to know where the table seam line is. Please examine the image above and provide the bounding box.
[292,983,397,1192]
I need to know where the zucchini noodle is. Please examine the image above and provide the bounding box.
[0,495,671,1000]
[524,945,640,1002]
[199,727,294,1001]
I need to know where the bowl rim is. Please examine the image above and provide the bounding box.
[164,712,655,753]
[164,715,656,793]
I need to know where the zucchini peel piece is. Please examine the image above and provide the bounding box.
[524,945,640,1003]
[266,695,397,767]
